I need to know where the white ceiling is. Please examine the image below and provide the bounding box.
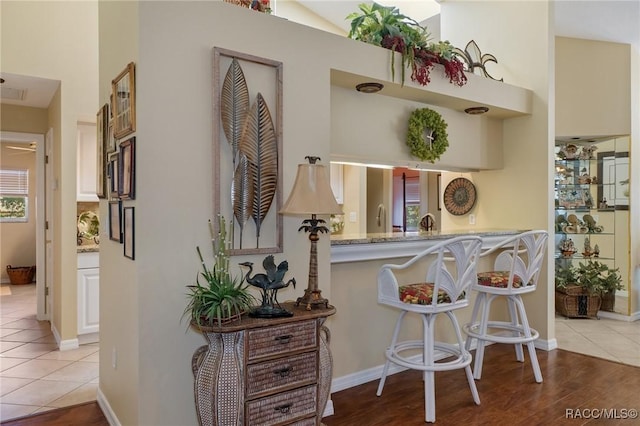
[1,1,637,110]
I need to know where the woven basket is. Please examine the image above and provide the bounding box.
[6,265,36,285]
[555,289,601,318]
[600,290,615,312]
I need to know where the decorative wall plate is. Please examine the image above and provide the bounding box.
[443,178,477,216]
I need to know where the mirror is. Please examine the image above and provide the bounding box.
[330,163,440,236]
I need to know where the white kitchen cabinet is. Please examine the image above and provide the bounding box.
[330,163,344,205]
[77,122,98,202]
[77,252,99,334]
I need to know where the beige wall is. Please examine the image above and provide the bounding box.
[97,1,139,424]
[439,1,554,341]
[1,1,99,342]
[556,37,631,137]
[0,105,49,134]
[0,143,37,282]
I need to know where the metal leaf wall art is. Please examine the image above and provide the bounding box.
[220,56,278,251]
[239,92,277,247]
[221,58,250,167]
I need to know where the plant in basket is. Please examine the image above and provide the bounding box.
[575,260,622,312]
[183,215,256,328]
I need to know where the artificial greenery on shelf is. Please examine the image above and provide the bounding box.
[347,2,467,87]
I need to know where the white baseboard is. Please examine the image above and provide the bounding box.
[597,310,638,322]
[97,387,121,426]
[51,323,79,351]
[323,399,334,418]
[78,332,99,345]
[535,337,558,351]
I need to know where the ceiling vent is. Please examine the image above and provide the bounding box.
[1,86,26,101]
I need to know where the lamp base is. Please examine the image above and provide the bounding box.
[295,288,329,311]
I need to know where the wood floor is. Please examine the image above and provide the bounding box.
[3,345,638,425]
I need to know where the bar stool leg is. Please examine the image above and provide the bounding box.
[377,311,407,396]
[514,295,543,383]
[507,296,524,362]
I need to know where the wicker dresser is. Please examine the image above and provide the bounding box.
[192,302,336,426]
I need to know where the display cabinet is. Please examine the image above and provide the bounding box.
[554,141,616,267]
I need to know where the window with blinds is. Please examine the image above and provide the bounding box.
[0,168,29,222]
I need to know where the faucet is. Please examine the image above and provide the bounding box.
[376,204,386,232]
[420,213,436,232]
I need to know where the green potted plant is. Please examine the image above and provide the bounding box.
[347,2,466,87]
[183,216,256,328]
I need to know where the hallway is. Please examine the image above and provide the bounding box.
[0,283,99,422]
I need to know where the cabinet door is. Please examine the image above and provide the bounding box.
[77,267,99,334]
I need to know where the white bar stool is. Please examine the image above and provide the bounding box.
[463,230,548,383]
[376,236,483,423]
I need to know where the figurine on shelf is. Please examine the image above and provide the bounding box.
[599,198,608,209]
[582,237,593,258]
[591,175,598,184]
[583,214,604,233]
[593,244,600,258]
[559,238,576,258]
[558,144,579,160]
[579,145,598,160]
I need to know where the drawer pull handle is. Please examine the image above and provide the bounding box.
[274,334,292,344]
[274,403,292,414]
[273,366,292,377]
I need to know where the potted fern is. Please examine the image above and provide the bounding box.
[184,216,256,328]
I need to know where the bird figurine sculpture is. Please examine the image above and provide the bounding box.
[239,255,296,318]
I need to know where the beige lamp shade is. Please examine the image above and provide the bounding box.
[280,162,343,216]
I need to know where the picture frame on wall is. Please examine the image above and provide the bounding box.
[112,62,136,139]
[123,206,135,260]
[108,151,119,199]
[109,200,122,242]
[96,103,109,199]
[107,121,116,154]
[118,137,135,200]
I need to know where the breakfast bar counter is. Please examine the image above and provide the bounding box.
[330,229,526,263]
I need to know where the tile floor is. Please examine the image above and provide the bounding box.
[555,313,640,367]
[1,283,99,422]
[0,283,638,422]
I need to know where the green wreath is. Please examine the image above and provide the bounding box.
[406,108,449,163]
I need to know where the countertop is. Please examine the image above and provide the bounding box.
[77,244,99,253]
[330,229,527,263]
[330,228,525,245]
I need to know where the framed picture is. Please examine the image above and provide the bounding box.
[123,206,135,260]
[107,121,116,154]
[112,62,136,139]
[118,137,135,200]
[213,47,283,255]
[108,151,119,199]
[96,103,109,199]
[109,201,122,242]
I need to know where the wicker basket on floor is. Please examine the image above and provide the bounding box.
[6,265,36,285]
[555,285,601,318]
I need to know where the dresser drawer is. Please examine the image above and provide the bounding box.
[248,319,317,361]
[247,351,318,398]
[246,385,317,426]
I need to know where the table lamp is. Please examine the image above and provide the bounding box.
[280,156,343,310]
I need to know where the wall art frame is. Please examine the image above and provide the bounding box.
[213,47,283,255]
[109,200,122,243]
[118,137,135,200]
[123,206,135,260]
[96,103,109,199]
[112,62,136,139]
[108,151,119,200]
